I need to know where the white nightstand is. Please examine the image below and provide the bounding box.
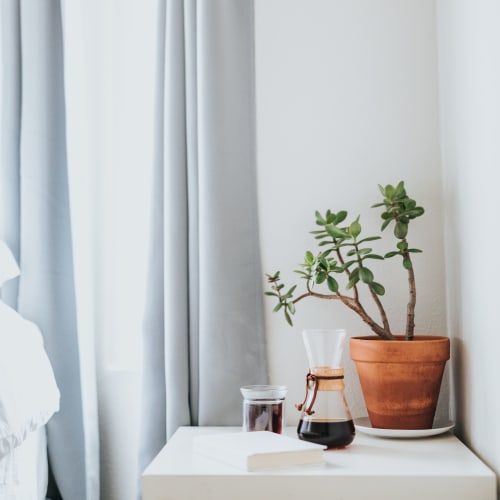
[143,426,496,500]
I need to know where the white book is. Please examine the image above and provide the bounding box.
[193,431,326,471]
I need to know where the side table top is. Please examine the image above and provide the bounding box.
[143,426,496,500]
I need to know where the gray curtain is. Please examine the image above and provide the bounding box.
[1,0,99,498]
[139,0,268,475]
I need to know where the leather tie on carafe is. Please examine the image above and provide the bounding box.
[295,368,345,416]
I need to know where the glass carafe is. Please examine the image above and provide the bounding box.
[296,329,355,448]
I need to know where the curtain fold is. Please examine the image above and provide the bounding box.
[0,0,21,309]
[3,0,267,496]
[139,0,268,475]
[1,0,99,498]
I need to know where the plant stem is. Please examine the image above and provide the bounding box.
[294,286,395,340]
[404,250,416,340]
[334,241,359,302]
[353,241,392,335]
[369,287,391,334]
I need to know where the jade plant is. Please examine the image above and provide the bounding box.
[265,181,424,340]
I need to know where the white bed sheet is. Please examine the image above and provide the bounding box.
[0,242,59,499]
[0,425,48,500]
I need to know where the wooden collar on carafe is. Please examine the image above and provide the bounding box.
[310,367,345,391]
[295,367,346,415]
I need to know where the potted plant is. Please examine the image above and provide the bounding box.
[265,181,450,430]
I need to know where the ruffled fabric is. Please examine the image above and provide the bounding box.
[0,301,60,459]
[0,241,59,462]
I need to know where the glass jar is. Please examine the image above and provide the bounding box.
[240,385,287,434]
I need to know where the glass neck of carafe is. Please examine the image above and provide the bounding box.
[302,329,346,372]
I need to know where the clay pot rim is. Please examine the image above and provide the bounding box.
[350,335,450,363]
[350,335,449,343]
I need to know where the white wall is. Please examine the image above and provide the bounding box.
[255,0,448,424]
[438,0,500,487]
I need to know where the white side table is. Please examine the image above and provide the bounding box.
[143,426,496,500]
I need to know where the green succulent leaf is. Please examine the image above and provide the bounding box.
[394,181,405,197]
[327,276,339,293]
[411,207,425,218]
[314,233,330,240]
[349,220,362,238]
[325,210,336,224]
[294,270,311,279]
[358,236,381,244]
[384,251,400,258]
[385,184,395,198]
[273,302,283,312]
[305,251,315,265]
[346,268,359,289]
[339,260,356,271]
[381,218,392,231]
[359,267,374,284]
[315,211,326,226]
[394,221,408,239]
[346,276,359,289]
[335,211,348,224]
[284,309,293,326]
[370,282,385,296]
[363,254,384,261]
[403,258,413,269]
[318,257,329,270]
[287,302,296,314]
[325,224,349,239]
[264,291,278,296]
[316,272,327,284]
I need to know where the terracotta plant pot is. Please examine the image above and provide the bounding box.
[349,335,450,430]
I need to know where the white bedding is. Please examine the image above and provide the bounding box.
[0,241,60,499]
[0,302,59,458]
[0,426,48,499]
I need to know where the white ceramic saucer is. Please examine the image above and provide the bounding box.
[354,417,455,438]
